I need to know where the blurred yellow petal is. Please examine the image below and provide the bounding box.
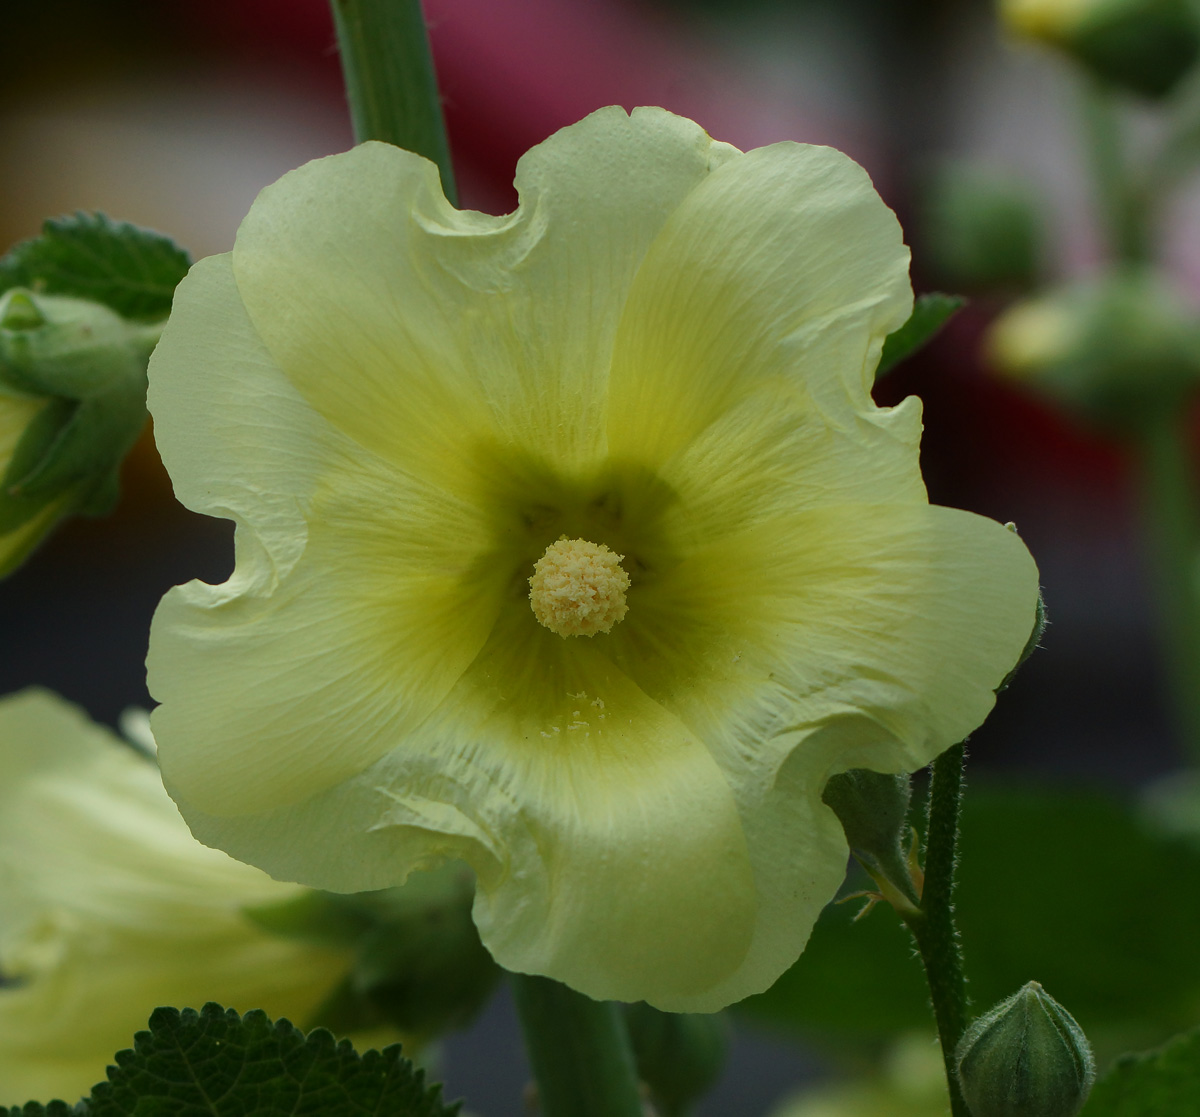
[0,690,348,1105]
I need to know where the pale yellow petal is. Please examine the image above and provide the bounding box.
[150,455,505,816]
[147,256,505,815]
[636,505,1038,1009]
[230,108,739,486]
[170,607,759,1009]
[147,253,338,590]
[606,142,913,472]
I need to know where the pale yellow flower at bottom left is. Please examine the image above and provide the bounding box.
[0,688,353,1105]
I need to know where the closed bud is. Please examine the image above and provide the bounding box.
[0,287,156,575]
[1001,0,1200,98]
[922,167,1044,295]
[986,274,1200,432]
[246,863,501,1042]
[955,981,1095,1117]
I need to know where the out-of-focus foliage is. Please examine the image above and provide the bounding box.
[1002,0,1200,98]
[921,167,1044,295]
[1084,1026,1200,1115]
[986,275,1200,432]
[876,294,966,379]
[738,786,1200,1048]
[767,1033,948,1117]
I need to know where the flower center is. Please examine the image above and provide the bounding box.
[528,537,630,637]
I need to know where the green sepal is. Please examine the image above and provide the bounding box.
[1,292,47,331]
[0,212,190,322]
[822,769,920,908]
[623,1003,729,1117]
[1083,1024,1200,1115]
[0,289,154,575]
[996,587,1048,694]
[876,293,966,378]
[0,397,75,534]
[9,385,146,502]
[10,1003,459,1116]
[247,864,501,1042]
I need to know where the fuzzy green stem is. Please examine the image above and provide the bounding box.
[1132,407,1200,765]
[511,973,645,1117]
[901,743,970,1117]
[1081,77,1151,265]
[329,0,457,204]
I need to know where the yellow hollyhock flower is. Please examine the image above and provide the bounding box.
[0,689,350,1104]
[146,107,1039,1012]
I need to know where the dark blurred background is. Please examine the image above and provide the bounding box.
[0,0,1187,1112]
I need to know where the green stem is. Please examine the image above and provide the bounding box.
[328,0,457,203]
[1080,77,1151,266]
[1132,407,1200,765]
[901,743,970,1117]
[1147,0,1200,202]
[511,973,645,1117]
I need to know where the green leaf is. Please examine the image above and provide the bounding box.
[1084,1027,1200,1116]
[0,213,190,322]
[875,293,966,377]
[737,786,1200,1048]
[11,1004,460,1117]
[7,1104,81,1117]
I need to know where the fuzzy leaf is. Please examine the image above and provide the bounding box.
[12,1004,459,1117]
[0,214,189,322]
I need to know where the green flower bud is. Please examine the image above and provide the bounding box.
[0,287,156,575]
[922,167,1044,295]
[624,1002,729,1116]
[987,273,1200,432]
[1001,0,1200,98]
[246,862,501,1042]
[955,981,1095,1117]
[822,769,919,907]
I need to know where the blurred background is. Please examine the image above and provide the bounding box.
[0,0,1191,1113]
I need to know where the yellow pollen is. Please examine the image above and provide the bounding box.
[529,537,630,638]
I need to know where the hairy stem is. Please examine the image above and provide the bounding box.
[902,743,971,1117]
